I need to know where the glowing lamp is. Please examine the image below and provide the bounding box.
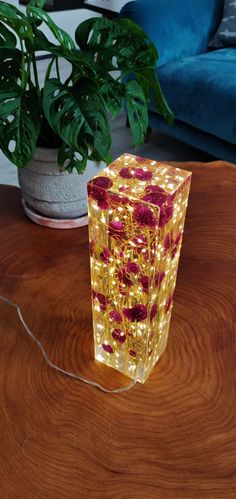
[88,154,191,383]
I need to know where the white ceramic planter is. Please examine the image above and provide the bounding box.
[18,147,105,220]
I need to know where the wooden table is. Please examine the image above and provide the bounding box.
[0,161,235,499]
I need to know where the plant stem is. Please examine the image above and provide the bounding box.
[20,39,27,90]
[32,53,40,96]
[44,56,56,86]
[55,57,60,81]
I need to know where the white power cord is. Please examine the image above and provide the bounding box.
[0,295,137,394]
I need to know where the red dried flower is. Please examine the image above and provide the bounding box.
[165,295,173,313]
[154,271,165,288]
[171,232,182,259]
[142,188,168,207]
[119,186,131,194]
[88,184,109,210]
[129,349,136,357]
[131,234,147,247]
[112,329,126,343]
[100,247,110,263]
[118,267,133,287]
[123,304,148,322]
[126,261,140,274]
[92,176,113,189]
[160,202,173,228]
[134,204,158,229]
[175,231,182,246]
[119,167,133,179]
[135,155,145,163]
[150,303,158,321]
[92,291,107,310]
[109,310,122,323]
[102,343,114,354]
[108,193,129,206]
[140,275,149,293]
[145,185,167,195]
[88,176,113,210]
[134,168,153,181]
[109,221,126,239]
[164,232,173,252]
[89,240,95,257]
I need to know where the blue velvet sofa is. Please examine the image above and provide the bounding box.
[121,0,236,163]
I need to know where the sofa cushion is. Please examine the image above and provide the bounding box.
[154,49,236,145]
[209,0,236,48]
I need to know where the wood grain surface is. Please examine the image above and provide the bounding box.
[0,161,235,499]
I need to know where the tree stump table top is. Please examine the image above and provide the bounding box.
[0,160,235,499]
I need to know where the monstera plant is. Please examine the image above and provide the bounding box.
[0,0,173,173]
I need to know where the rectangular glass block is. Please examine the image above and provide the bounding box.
[88,154,191,383]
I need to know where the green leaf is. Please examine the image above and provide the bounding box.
[0,48,21,86]
[0,82,41,167]
[0,21,17,47]
[99,75,125,118]
[75,17,158,72]
[137,69,174,124]
[27,5,75,50]
[58,142,88,173]
[0,1,33,40]
[28,0,47,7]
[42,77,111,167]
[125,80,148,147]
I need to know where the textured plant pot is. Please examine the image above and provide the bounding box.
[18,147,105,219]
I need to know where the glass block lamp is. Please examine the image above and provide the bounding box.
[88,154,191,383]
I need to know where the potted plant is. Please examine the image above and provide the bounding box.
[0,0,173,227]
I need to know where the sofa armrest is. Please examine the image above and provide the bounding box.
[120,0,224,66]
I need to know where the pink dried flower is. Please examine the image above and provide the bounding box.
[100,247,110,263]
[134,204,158,229]
[123,304,148,322]
[140,275,149,293]
[119,167,133,179]
[150,303,158,321]
[112,329,126,343]
[134,168,153,181]
[109,221,126,239]
[154,271,165,288]
[126,261,140,274]
[102,343,114,354]
[109,310,122,323]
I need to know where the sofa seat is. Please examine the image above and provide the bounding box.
[154,48,236,146]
